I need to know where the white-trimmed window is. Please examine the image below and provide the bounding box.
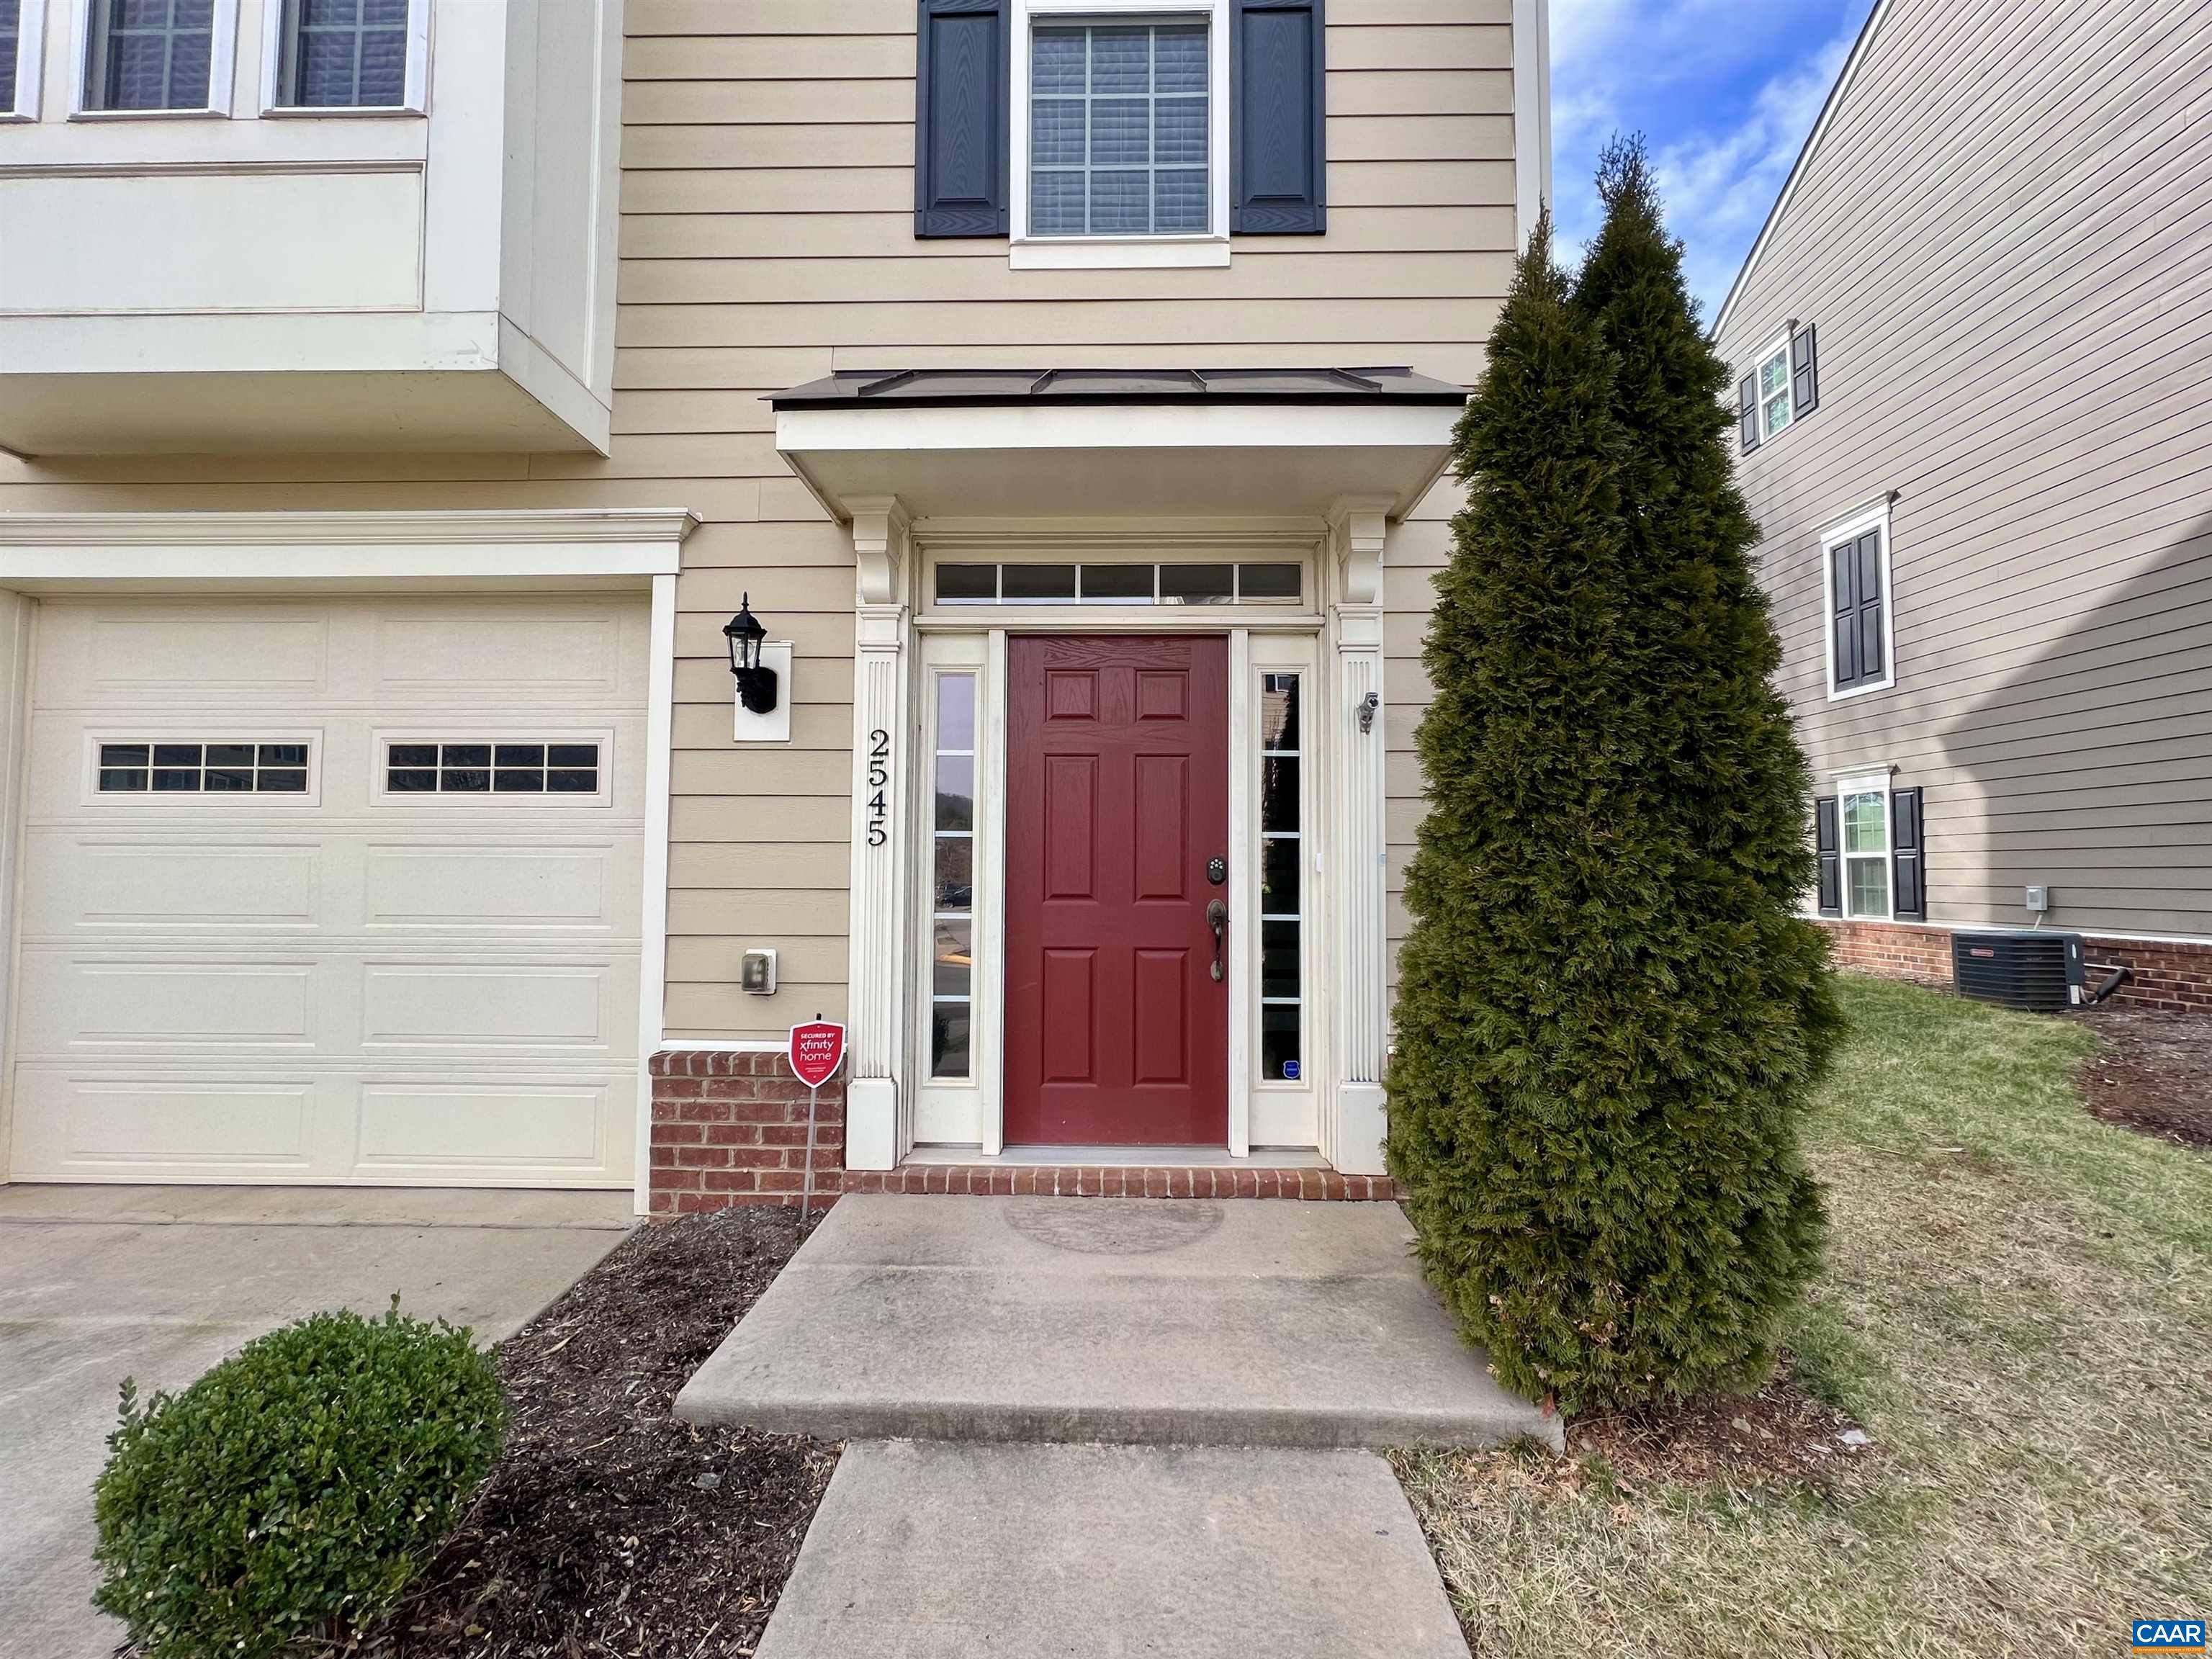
[929,670,979,1080]
[1010,0,1230,269]
[1757,333,1794,440]
[77,0,238,115]
[1,0,47,121]
[263,0,427,114]
[1257,670,1303,1084]
[1838,773,1892,921]
[1737,322,1819,454]
[1823,498,1895,698]
[933,559,1303,607]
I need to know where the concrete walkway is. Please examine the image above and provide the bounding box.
[0,1184,632,1659]
[757,1441,1470,1659]
[682,1196,1555,1658]
[677,1194,1559,1449]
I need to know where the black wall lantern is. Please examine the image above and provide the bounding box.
[724,594,779,716]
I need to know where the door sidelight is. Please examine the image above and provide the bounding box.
[1207,899,1228,982]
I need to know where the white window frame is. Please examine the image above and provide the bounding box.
[1821,495,1897,702]
[1009,0,1231,271]
[910,631,1006,1152]
[1756,327,1794,442]
[2,0,48,122]
[1837,770,1893,922]
[70,0,238,120]
[918,544,1323,629]
[1244,631,1321,1151]
[370,729,616,808]
[81,729,323,807]
[259,0,428,118]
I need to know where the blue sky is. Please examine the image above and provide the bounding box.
[1550,0,1878,324]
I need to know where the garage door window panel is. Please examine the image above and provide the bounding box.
[382,737,606,801]
[96,739,313,796]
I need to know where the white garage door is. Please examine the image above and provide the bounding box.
[6,594,647,1187]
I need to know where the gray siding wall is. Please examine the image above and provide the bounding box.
[1714,0,2212,942]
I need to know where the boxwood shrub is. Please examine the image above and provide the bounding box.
[92,1298,507,1659]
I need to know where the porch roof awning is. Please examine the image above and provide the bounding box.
[771,367,1467,523]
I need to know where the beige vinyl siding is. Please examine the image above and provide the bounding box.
[0,1,1514,1040]
[1714,0,2212,940]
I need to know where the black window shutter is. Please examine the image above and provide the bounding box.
[1856,529,1887,683]
[1739,375,1760,453]
[1830,541,1858,686]
[1815,797,1842,917]
[1891,786,1925,921]
[1791,323,1820,417]
[1233,0,1326,235]
[915,0,1008,238]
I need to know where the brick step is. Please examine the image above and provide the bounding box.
[846,1166,1394,1200]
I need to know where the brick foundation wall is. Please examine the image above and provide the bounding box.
[645,1051,1398,1212]
[1816,920,2212,1010]
[648,1051,844,1215]
[1816,920,1956,987]
[2080,936,2212,1012]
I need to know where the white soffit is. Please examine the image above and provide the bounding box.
[776,402,1464,523]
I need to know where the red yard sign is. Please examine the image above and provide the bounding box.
[788,1021,845,1090]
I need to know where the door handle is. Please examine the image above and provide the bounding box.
[1207,899,1228,983]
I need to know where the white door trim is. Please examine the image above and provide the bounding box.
[1326,499,1391,1176]
[633,572,679,1215]
[1226,627,1254,1158]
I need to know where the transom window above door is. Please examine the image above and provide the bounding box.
[1030,21,1209,239]
[935,561,1303,606]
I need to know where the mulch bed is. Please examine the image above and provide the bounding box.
[2067,1003,2212,1151]
[352,1209,837,1659]
[1563,1354,1874,1498]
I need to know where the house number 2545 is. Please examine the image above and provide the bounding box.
[866,728,890,847]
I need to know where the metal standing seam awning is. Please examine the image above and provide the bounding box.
[770,367,1469,523]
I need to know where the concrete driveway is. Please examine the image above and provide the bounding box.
[0,1184,634,1659]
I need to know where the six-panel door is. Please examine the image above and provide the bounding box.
[1003,636,1230,1146]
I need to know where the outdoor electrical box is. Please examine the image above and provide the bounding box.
[2024,884,2051,914]
[740,949,778,996]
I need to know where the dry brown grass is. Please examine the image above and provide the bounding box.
[1395,976,2212,1658]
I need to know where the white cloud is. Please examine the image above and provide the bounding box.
[1547,0,1867,319]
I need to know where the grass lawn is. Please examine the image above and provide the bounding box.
[1395,974,2212,1657]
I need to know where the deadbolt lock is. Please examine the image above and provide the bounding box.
[1206,857,1227,885]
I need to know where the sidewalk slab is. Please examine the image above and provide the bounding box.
[676,1195,1559,1450]
[757,1440,1470,1659]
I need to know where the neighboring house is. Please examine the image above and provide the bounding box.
[1713,0,2212,1010]
[0,0,1552,1210]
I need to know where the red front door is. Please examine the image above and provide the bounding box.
[1004,636,1230,1146]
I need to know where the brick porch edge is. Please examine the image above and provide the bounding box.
[844,1166,1395,1200]
[1817,920,2212,1012]
[647,1051,1396,1213]
[648,1051,845,1215]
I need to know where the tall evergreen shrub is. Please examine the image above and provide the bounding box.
[1385,170,1840,1413]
